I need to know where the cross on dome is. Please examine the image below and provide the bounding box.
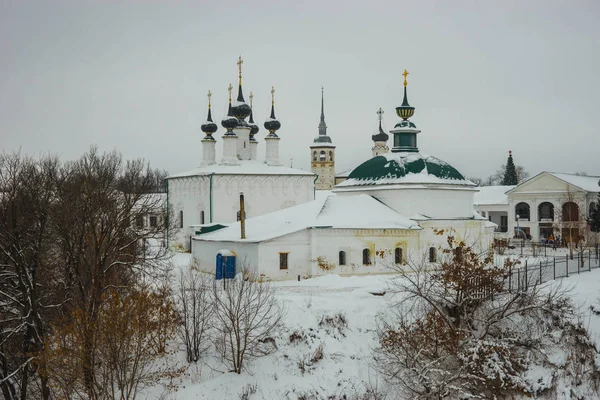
[377,107,384,121]
[228,83,233,102]
[402,69,409,87]
[207,90,212,107]
[271,86,275,105]
[237,56,243,85]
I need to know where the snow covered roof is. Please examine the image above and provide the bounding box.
[167,160,315,179]
[194,193,421,243]
[548,173,600,193]
[336,152,474,188]
[473,185,515,205]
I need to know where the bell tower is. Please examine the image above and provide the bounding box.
[310,87,336,190]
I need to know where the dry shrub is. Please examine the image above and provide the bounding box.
[316,256,336,271]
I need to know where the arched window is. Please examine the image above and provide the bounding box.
[395,248,403,264]
[515,202,530,221]
[339,251,346,266]
[200,210,205,225]
[319,151,326,161]
[428,247,436,263]
[562,202,579,222]
[328,151,333,161]
[362,248,371,265]
[313,151,317,161]
[538,202,554,221]
[179,210,184,229]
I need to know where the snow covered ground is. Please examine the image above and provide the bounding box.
[150,250,600,400]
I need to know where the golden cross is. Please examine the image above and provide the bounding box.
[249,91,253,108]
[377,107,384,121]
[228,83,233,102]
[207,90,212,107]
[271,86,275,105]
[402,69,409,87]
[237,56,243,84]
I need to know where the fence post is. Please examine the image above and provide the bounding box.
[566,254,569,278]
[578,251,581,274]
[589,250,591,271]
[508,265,512,293]
[539,261,543,284]
[525,260,528,290]
[553,257,556,280]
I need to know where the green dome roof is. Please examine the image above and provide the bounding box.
[339,152,473,187]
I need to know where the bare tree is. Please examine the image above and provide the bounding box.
[44,283,179,400]
[45,147,174,398]
[177,267,214,363]
[212,267,285,374]
[555,184,588,259]
[375,234,600,399]
[0,152,60,400]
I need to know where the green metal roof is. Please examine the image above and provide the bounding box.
[342,153,470,186]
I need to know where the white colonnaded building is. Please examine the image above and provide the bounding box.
[166,58,316,250]
[189,69,496,280]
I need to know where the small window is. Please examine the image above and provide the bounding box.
[428,247,436,263]
[395,247,403,264]
[362,248,371,265]
[179,210,184,229]
[279,253,289,270]
[319,151,326,161]
[149,215,158,227]
[339,251,346,266]
[313,151,317,161]
[200,210,205,225]
[454,247,462,262]
[135,215,144,228]
[328,151,333,161]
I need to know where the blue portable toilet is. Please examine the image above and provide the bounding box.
[216,249,236,280]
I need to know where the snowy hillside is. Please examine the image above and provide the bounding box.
[150,252,600,400]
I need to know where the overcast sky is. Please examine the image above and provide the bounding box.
[1,0,599,180]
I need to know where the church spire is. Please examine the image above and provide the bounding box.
[318,86,327,136]
[391,69,420,153]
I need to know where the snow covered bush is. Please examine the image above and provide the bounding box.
[176,267,213,363]
[212,267,285,374]
[376,232,600,399]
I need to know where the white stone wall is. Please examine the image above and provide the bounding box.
[191,239,259,275]
[337,186,476,219]
[189,218,493,282]
[169,174,315,249]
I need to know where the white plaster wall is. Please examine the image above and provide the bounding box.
[192,219,493,282]
[308,228,421,276]
[191,239,259,276]
[256,230,312,281]
[338,187,475,219]
[169,174,315,249]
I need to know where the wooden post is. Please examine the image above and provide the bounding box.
[525,260,528,290]
[553,257,556,280]
[539,261,543,285]
[566,254,569,277]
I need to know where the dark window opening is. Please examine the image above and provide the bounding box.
[362,248,371,265]
[279,253,288,270]
[538,202,554,221]
[428,247,436,263]
[149,215,157,227]
[135,215,144,228]
[562,202,579,222]
[515,202,530,221]
[200,210,205,225]
[179,210,184,229]
[395,247,403,264]
[339,251,346,266]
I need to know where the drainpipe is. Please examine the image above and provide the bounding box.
[165,178,169,247]
[209,173,215,223]
[313,174,319,200]
[240,192,246,239]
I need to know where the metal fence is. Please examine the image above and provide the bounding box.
[505,249,600,292]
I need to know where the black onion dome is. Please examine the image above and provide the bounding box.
[201,108,218,134]
[248,110,259,136]
[372,121,389,142]
[221,103,239,130]
[231,84,252,119]
[264,104,281,132]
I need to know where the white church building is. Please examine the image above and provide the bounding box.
[189,69,496,280]
[166,58,315,249]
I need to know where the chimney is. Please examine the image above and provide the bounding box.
[239,192,246,239]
